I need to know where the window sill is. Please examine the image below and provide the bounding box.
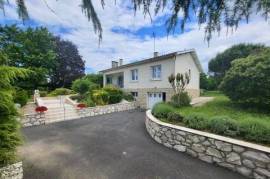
[151,78,162,81]
[130,80,138,83]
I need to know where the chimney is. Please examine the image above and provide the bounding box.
[112,61,118,68]
[119,59,123,66]
[154,52,159,57]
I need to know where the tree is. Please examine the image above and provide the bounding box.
[50,37,85,88]
[220,48,270,110]
[0,25,57,90]
[200,73,209,90]
[83,74,103,87]
[209,43,266,78]
[0,51,30,167]
[1,1,269,43]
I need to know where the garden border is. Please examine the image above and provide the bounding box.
[145,110,270,179]
[0,162,23,179]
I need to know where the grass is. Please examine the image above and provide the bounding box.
[177,91,270,128]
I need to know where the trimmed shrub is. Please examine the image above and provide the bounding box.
[209,116,239,137]
[123,92,134,102]
[48,88,74,96]
[72,79,93,95]
[39,91,47,97]
[103,85,123,104]
[220,49,270,109]
[170,92,191,108]
[13,89,28,106]
[239,120,270,144]
[183,114,209,130]
[84,97,95,107]
[92,89,109,105]
[167,112,183,122]
[152,102,174,119]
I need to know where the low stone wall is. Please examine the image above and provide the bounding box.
[0,162,23,179]
[21,113,45,127]
[77,101,137,117]
[145,110,270,179]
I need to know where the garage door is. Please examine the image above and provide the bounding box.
[147,92,163,109]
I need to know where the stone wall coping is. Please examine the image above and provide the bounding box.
[146,110,270,154]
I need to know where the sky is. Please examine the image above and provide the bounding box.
[1,0,270,73]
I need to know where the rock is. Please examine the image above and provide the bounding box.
[202,140,211,146]
[233,145,245,153]
[236,166,252,177]
[160,135,168,143]
[226,152,241,165]
[165,130,172,138]
[215,141,232,152]
[255,168,270,178]
[242,159,256,169]
[174,145,186,152]
[188,135,200,143]
[242,151,270,163]
[255,161,266,168]
[213,157,223,163]
[176,131,186,136]
[218,162,235,171]
[199,155,213,163]
[164,142,172,148]
[154,136,162,143]
[206,147,222,158]
[253,172,266,179]
[187,149,198,157]
[199,136,206,142]
[175,135,185,142]
[192,144,205,153]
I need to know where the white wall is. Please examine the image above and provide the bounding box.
[175,53,200,90]
[103,53,200,90]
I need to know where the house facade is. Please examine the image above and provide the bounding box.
[100,49,203,108]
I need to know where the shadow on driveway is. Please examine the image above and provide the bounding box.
[20,110,247,179]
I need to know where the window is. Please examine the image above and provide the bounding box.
[106,77,112,84]
[151,65,161,80]
[131,69,138,81]
[131,92,138,97]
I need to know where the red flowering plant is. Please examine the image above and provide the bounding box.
[35,106,48,113]
[77,103,86,109]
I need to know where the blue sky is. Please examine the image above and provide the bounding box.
[1,0,270,73]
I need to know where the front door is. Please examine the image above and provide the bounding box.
[118,76,123,88]
[148,92,163,109]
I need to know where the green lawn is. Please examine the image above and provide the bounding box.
[177,91,270,128]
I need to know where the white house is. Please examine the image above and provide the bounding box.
[100,49,203,108]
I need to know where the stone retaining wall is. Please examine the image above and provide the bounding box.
[145,110,270,179]
[0,162,23,179]
[21,113,45,127]
[77,101,137,117]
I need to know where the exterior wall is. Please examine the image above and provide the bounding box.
[175,53,200,90]
[124,88,199,109]
[145,110,270,179]
[0,162,23,179]
[103,56,176,89]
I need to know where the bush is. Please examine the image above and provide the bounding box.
[152,102,174,119]
[103,85,123,104]
[13,89,28,106]
[72,79,93,95]
[48,88,74,96]
[84,97,95,107]
[209,116,239,137]
[220,49,270,109]
[239,120,270,144]
[92,89,109,105]
[167,112,183,122]
[123,92,134,102]
[170,92,191,108]
[183,114,209,130]
[39,91,47,97]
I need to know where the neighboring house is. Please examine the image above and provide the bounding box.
[100,49,203,108]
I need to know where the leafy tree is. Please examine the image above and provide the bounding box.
[200,73,209,90]
[209,43,266,78]
[220,49,270,110]
[83,74,103,87]
[72,79,98,95]
[1,1,269,43]
[0,25,57,90]
[51,37,85,88]
[0,51,30,167]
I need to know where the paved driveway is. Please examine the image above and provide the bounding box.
[20,110,246,179]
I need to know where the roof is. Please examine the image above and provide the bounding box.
[99,49,203,73]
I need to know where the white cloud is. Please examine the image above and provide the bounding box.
[1,0,270,73]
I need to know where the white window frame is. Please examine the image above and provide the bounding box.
[131,69,138,81]
[151,65,162,80]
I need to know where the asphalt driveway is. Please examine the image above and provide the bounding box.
[20,110,247,179]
